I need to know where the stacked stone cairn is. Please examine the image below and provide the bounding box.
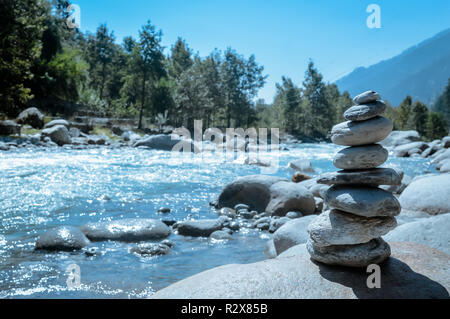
[307,90,402,267]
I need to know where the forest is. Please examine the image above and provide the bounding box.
[1,0,449,140]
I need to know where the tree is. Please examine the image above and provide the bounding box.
[0,0,47,116]
[397,95,413,130]
[168,38,193,80]
[273,77,301,134]
[410,101,429,136]
[426,112,448,140]
[302,61,334,138]
[433,78,450,126]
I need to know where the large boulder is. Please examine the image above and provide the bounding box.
[393,141,428,157]
[133,134,196,152]
[272,215,317,255]
[16,107,44,129]
[217,175,288,212]
[399,173,450,215]
[265,181,315,216]
[177,218,227,237]
[380,130,420,149]
[0,120,21,136]
[35,226,90,251]
[81,218,171,242]
[41,125,71,146]
[151,242,449,299]
[384,214,450,254]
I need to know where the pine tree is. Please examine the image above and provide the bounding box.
[410,101,429,136]
[426,112,448,140]
[397,95,413,130]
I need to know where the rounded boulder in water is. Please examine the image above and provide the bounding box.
[35,226,90,251]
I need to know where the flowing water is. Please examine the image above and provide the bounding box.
[0,144,436,298]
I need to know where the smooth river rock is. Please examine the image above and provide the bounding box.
[331,116,393,146]
[151,242,449,299]
[265,181,316,216]
[333,144,388,169]
[344,101,386,121]
[352,90,380,105]
[35,226,90,251]
[385,213,450,254]
[272,215,317,255]
[317,168,402,186]
[324,185,401,217]
[81,218,171,242]
[399,173,450,215]
[307,210,397,247]
[307,238,391,267]
[177,218,227,237]
[41,125,71,146]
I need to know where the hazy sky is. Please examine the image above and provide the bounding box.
[74,0,450,102]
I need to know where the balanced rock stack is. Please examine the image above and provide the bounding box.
[307,90,402,267]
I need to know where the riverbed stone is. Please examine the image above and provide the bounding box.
[399,173,450,215]
[16,107,44,129]
[133,134,196,152]
[151,242,449,298]
[41,125,71,146]
[265,181,315,216]
[317,168,402,186]
[287,159,315,173]
[0,120,21,136]
[307,237,391,267]
[130,243,172,256]
[210,230,233,240]
[393,141,428,157]
[44,119,69,129]
[344,101,386,121]
[81,218,171,242]
[177,218,226,237]
[272,215,317,255]
[352,90,380,105]
[35,226,90,251]
[333,144,388,169]
[308,210,397,247]
[217,175,288,212]
[331,116,393,146]
[380,130,420,148]
[324,185,401,217]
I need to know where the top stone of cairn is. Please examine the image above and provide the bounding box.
[352,90,380,105]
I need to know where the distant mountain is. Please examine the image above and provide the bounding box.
[335,28,450,106]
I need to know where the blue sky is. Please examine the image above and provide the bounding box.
[74,0,450,103]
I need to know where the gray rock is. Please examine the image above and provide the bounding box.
[344,101,386,121]
[317,168,402,186]
[331,116,393,146]
[218,207,236,218]
[228,221,240,231]
[314,197,324,213]
[217,175,288,212]
[286,211,302,219]
[272,215,317,255]
[130,243,172,256]
[439,159,450,172]
[238,209,257,219]
[381,174,411,194]
[442,136,450,148]
[399,173,450,215]
[325,185,401,217]
[309,183,329,199]
[157,207,171,214]
[352,90,380,105]
[421,140,442,158]
[133,134,196,152]
[380,130,420,148]
[0,142,9,151]
[210,230,233,240]
[151,242,450,299]
[44,119,69,129]
[16,107,44,129]
[161,239,175,248]
[308,210,397,247]
[41,125,71,146]
[264,239,277,259]
[393,141,428,157]
[68,127,81,138]
[385,214,450,254]
[0,120,21,136]
[35,226,90,251]
[121,131,141,142]
[234,204,249,211]
[269,216,291,233]
[81,218,171,242]
[431,148,450,164]
[265,181,315,216]
[287,159,315,173]
[177,218,226,237]
[307,237,391,267]
[333,144,388,169]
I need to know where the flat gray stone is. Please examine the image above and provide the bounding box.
[344,101,386,121]
[177,218,227,237]
[130,243,172,256]
[353,90,380,105]
[81,218,171,242]
[331,117,393,146]
[317,168,402,186]
[307,210,397,247]
[307,238,391,267]
[272,215,317,255]
[324,185,401,217]
[265,181,315,216]
[151,242,449,299]
[334,144,388,169]
[35,226,90,251]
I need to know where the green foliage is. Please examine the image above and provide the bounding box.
[411,101,429,136]
[433,78,450,126]
[426,112,448,140]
